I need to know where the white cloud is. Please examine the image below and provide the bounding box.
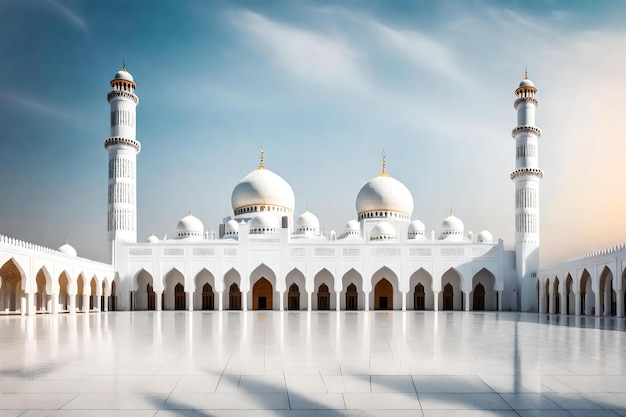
[0,91,83,126]
[45,0,88,34]
[231,10,367,90]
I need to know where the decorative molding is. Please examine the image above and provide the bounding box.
[107,90,139,104]
[104,136,141,152]
[513,97,538,109]
[511,125,541,138]
[510,168,544,180]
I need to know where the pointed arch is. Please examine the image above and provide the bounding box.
[599,266,614,316]
[472,268,496,311]
[164,268,185,311]
[0,258,25,313]
[135,269,155,311]
[580,269,594,315]
[252,277,273,310]
[35,267,52,313]
[552,276,561,314]
[194,268,216,310]
[76,273,87,311]
[284,268,305,311]
[314,268,335,310]
[342,268,363,310]
[224,268,242,310]
[565,273,574,315]
[58,271,71,312]
[371,266,400,310]
[409,268,433,310]
[250,264,277,310]
[440,267,462,310]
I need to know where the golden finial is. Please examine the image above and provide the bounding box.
[122,57,126,72]
[378,150,390,177]
[188,206,192,216]
[524,67,528,80]
[259,146,265,169]
[306,202,309,212]
[450,207,453,216]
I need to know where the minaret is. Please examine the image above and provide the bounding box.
[511,70,543,312]
[104,63,140,262]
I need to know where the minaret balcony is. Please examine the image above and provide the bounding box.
[511,125,541,138]
[107,90,139,104]
[510,168,543,180]
[513,96,538,109]
[104,136,141,152]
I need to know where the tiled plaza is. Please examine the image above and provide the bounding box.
[1,311,626,416]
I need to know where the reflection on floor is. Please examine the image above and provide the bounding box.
[1,311,626,416]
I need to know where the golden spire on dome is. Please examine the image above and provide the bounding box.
[259,146,265,169]
[188,206,193,216]
[122,57,127,72]
[524,67,528,80]
[450,207,453,216]
[378,150,390,177]
[306,201,309,212]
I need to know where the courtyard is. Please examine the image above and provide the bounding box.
[1,311,626,416]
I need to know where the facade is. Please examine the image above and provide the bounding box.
[4,66,613,316]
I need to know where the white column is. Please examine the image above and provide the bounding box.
[574,292,581,316]
[242,291,248,311]
[549,292,555,314]
[603,287,611,316]
[401,292,406,311]
[186,292,193,311]
[103,295,109,312]
[69,294,77,314]
[307,292,312,311]
[155,291,162,311]
[82,295,90,313]
[336,292,341,311]
[279,291,284,311]
[595,291,601,316]
[463,291,470,312]
[27,293,36,316]
[433,291,439,311]
[616,289,624,318]
[497,290,503,311]
[218,291,223,311]
[364,292,370,311]
[51,295,59,315]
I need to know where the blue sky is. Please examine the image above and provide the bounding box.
[2,0,626,264]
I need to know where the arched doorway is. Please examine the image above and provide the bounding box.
[135,269,154,311]
[89,278,97,310]
[414,283,425,310]
[253,278,273,310]
[202,283,214,310]
[346,283,358,310]
[288,283,300,310]
[317,283,330,310]
[58,272,70,312]
[174,283,186,310]
[229,283,241,310]
[553,278,561,314]
[580,269,593,315]
[443,283,454,310]
[0,259,24,313]
[473,283,485,311]
[36,269,49,312]
[565,274,573,315]
[374,278,393,310]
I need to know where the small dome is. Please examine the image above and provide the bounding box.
[296,210,320,235]
[249,211,279,235]
[345,220,360,235]
[440,214,464,241]
[477,229,493,243]
[356,174,413,220]
[147,234,159,243]
[114,68,134,82]
[58,243,77,257]
[225,219,240,237]
[177,213,204,239]
[370,222,396,241]
[232,167,295,214]
[408,219,426,240]
[519,78,534,87]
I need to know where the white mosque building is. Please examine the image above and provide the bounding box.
[0,66,623,317]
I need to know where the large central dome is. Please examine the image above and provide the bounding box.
[356,157,413,220]
[231,167,295,213]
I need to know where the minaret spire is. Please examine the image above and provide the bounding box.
[259,146,265,169]
[378,150,390,177]
[105,63,140,263]
[511,72,542,312]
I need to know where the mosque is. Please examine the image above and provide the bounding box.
[0,66,623,317]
